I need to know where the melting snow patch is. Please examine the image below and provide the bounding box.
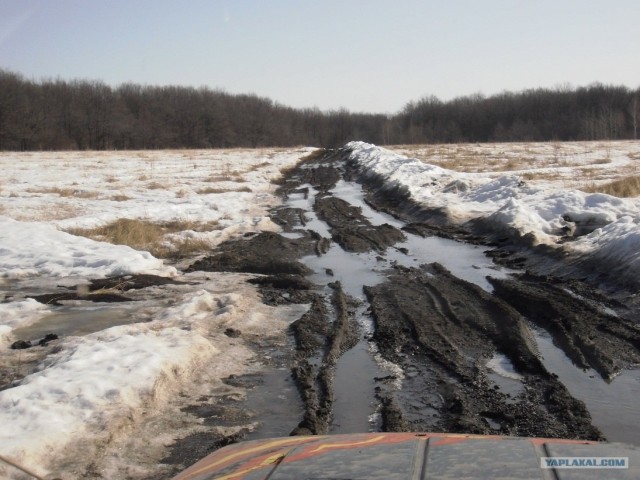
[345,141,640,281]
[0,217,176,279]
[0,323,217,477]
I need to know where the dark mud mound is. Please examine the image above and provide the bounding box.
[277,151,341,196]
[270,206,308,230]
[315,196,405,252]
[402,221,480,244]
[247,274,316,306]
[186,231,317,275]
[30,291,132,305]
[490,274,640,381]
[364,263,601,440]
[88,274,187,291]
[30,274,186,305]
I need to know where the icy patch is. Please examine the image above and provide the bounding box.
[0,299,50,347]
[486,352,523,381]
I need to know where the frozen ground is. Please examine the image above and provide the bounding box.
[0,148,312,479]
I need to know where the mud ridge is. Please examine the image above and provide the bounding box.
[364,262,602,440]
[186,231,316,275]
[489,274,640,381]
[276,149,340,197]
[315,195,406,252]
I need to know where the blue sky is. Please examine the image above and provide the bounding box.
[1,0,638,113]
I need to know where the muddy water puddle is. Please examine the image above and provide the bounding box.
[486,352,525,401]
[532,326,640,445]
[243,366,304,440]
[331,340,380,433]
[289,175,522,434]
[12,303,145,341]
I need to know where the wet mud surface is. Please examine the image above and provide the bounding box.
[490,274,640,381]
[314,196,406,252]
[173,149,640,466]
[24,274,188,306]
[364,263,600,440]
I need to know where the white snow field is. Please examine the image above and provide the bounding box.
[350,141,640,286]
[0,148,312,479]
[1,142,639,478]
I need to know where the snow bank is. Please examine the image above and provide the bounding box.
[0,323,217,476]
[0,216,176,279]
[0,287,244,477]
[345,141,640,280]
[0,149,312,478]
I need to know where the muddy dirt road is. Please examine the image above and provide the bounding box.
[169,148,640,474]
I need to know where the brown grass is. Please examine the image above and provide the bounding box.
[299,148,326,163]
[244,161,271,172]
[110,194,132,202]
[67,219,165,255]
[27,187,99,199]
[67,218,220,258]
[197,186,252,194]
[205,174,246,183]
[583,175,640,197]
[168,238,212,259]
[146,181,167,190]
[589,157,613,165]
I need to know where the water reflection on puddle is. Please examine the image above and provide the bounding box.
[300,178,517,295]
[12,304,142,341]
[486,352,525,401]
[289,175,521,434]
[533,327,640,445]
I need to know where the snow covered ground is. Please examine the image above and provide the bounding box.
[0,148,311,479]
[349,141,640,287]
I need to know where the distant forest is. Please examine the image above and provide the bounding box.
[1,69,638,150]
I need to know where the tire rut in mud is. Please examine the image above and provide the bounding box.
[365,263,602,441]
[182,149,626,454]
[289,282,360,435]
[489,274,640,381]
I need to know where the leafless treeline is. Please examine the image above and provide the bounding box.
[0,69,638,150]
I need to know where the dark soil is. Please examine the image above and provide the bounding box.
[87,274,188,291]
[489,274,640,381]
[30,291,133,305]
[276,150,339,196]
[186,231,316,275]
[28,274,186,305]
[315,195,406,252]
[364,263,602,441]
